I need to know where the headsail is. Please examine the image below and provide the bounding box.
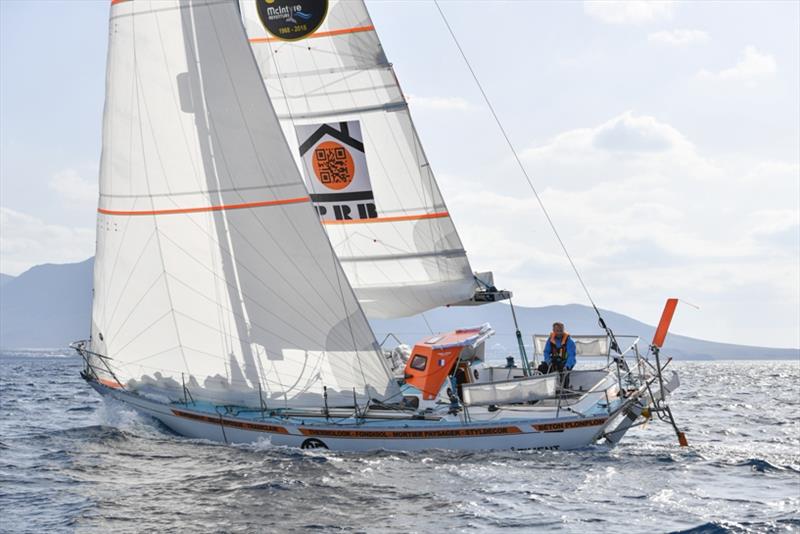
[239,0,504,318]
[91,0,398,408]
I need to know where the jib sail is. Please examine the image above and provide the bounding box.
[239,0,504,319]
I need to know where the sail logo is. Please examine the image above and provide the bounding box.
[312,141,355,190]
[297,121,378,222]
[256,0,328,42]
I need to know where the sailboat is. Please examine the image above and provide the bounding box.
[74,0,685,451]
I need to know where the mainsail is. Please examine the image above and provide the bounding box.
[91,0,399,408]
[239,0,489,318]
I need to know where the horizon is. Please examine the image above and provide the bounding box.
[1,0,798,348]
[1,254,798,351]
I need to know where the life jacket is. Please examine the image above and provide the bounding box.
[548,332,571,362]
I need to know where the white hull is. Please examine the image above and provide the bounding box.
[88,378,645,452]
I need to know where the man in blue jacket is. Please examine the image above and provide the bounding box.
[537,322,576,388]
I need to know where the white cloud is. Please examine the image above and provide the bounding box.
[697,46,777,85]
[743,160,800,183]
[744,208,800,253]
[406,95,470,111]
[583,1,675,25]
[0,207,95,276]
[442,113,799,346]
[648,29,710,47]
[48,168,97,205]
[520,112,705,190]
[592,111,689,152]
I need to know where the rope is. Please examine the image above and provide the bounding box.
[420,313,435,336]
[433,1,621,353]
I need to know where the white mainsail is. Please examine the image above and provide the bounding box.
[91,0,398,408]
[239,0,486,319]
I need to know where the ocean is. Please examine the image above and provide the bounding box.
[1,352,798,533]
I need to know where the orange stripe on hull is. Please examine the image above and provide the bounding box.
[298,425,522,439]
[98,377,123,389]
[322,212,450,225]
[98,196,310,216]
[249,25,375,44]
[532,418,607,432]
[171,409,289,434]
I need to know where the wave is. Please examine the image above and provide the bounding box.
[735,457,799,474]
[0,349,76,358]
[33,424,131,443]
[673,518,800,534]
[4,355,800,533]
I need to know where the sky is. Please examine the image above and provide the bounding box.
[0,0,798,348]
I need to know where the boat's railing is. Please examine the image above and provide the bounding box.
[459,365,633,418]
[70,340,127,390]
[526,332,649,416]
[556,365,635,417]
[461,373,558,407]
[531,333,641,369]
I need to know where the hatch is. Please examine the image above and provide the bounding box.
[403,324,494,400]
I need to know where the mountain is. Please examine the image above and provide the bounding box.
[0,259,93,349]
[0,273,15,287]
[0,258,797,360]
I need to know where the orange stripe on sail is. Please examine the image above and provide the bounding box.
[249,25,375,44]
[322,212,450,225]
[110,0,130,5]
[98,196,311,216]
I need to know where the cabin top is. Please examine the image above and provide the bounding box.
[418,323,494,350]
[404,323,495,400]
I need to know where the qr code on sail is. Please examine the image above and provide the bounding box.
[314,146,350,186]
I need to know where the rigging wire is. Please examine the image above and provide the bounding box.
[420,312,435,336]
[433,1,622,354]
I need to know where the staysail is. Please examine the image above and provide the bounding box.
[91,0,399,408]
[239,0,500,319]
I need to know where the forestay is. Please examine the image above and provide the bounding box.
[91,0,398,409]
[238,0,480,318]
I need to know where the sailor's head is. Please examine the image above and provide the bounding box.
[552,322,565,335]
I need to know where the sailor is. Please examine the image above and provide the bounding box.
[538,322,576,387]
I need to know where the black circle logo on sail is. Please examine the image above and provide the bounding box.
[256,0,328,42]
